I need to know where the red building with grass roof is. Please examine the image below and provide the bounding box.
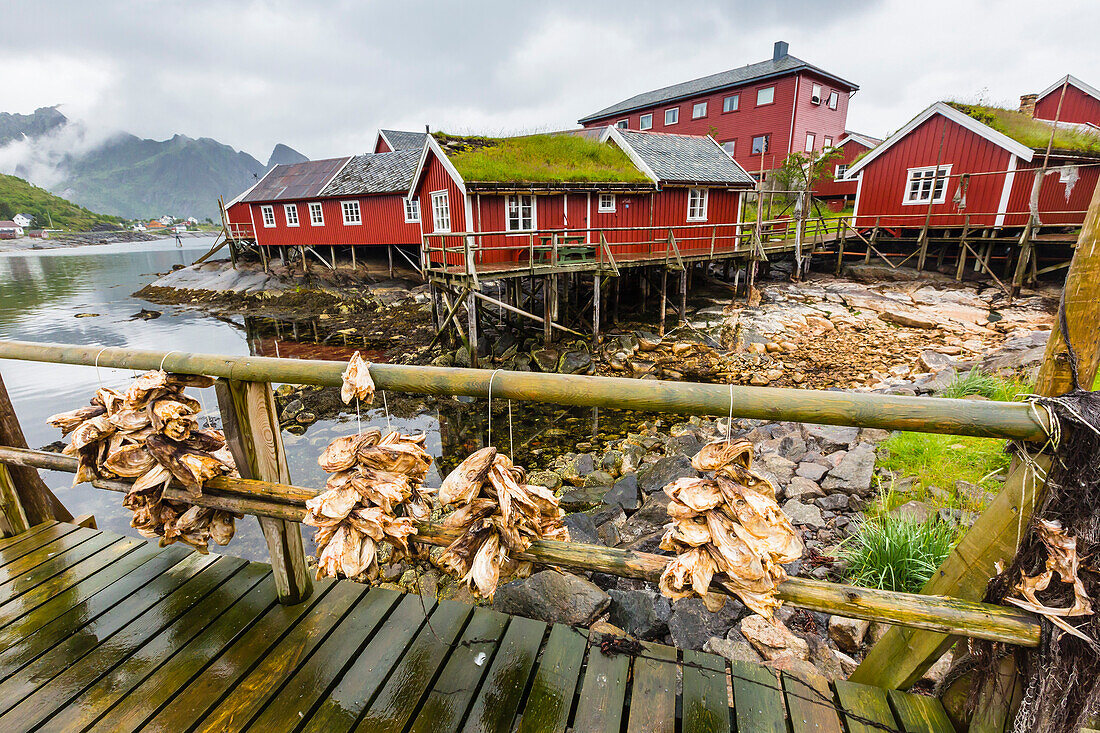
[844,101,1100,229]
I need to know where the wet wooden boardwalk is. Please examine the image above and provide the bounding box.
[0,521,955,732]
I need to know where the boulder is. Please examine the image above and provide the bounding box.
[601,450,624,477]
[558,350,593,374]
[785,476,825,502]
[560,485,609,511]
[763,656,828,681]
[703,636,763,664]
[563,513,599,545]
[815,494,849,512]
[608,589,671,640]
[878,310,937,329]
[919,349,953,372]
[620,491,671,543]
[804,424,859,452]
[603,474,641,511]
[532,348,560,372]
[668,597,748,650]
[637,454,696,494]
[584,470,615,488]
[914,367,956,395]
[821,443,877,496]
[804,634,846,681]
[760,454,797,485]
[560,453,596,486]
[828,615,870,653]
[981,330,1049,372]
[454,346,471,368]
[492,570,610,626]
[781,499,825,528]
[740,615,810,661]
[528,470,563,492]
[795,462,829,482]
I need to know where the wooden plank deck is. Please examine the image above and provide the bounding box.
[0,521,954,732]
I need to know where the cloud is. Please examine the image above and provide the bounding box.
[0,0,1096,161]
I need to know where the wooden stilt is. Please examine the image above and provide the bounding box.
[916,224,930,270]
[679,268,687,325]
[259,243,269,274]
[542,275,554,346]
[835,222,848,276]
[612,277,620,325]
[592,275,601,348]
[956,217,971,281]
[388,245,394,279]
[467,293,480,368]
[330,246,337,271]
[215,379,312,605]
[659,267,668,337]
[351,246,357,270]
[0,373,70,531]
[1011,219,1034,296]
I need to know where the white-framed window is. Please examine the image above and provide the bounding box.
[903,165,952,205]
[260,205,276,228]
[284,203,299,227]
[823,136,833,148]
[404,198,420,223]
[835,163,849,179]
[828,91,839,110]
[308,202,324,226]
[752,134,769,155]
[692,101,707,119]
[811,83,822,105]
[616,119,628,129]
[505,194,535,231]
[639,113,653,130]
[598,193,616,213]
[431,190,451,232]
[721,140,735,156]
[723,94,739,113]
[341,200,362,225]
[687,188,708,221]
[805,133,816,152]
[664,107,679,125]
[756,86,775,106]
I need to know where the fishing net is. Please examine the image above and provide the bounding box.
[657,438,803,619]
[47,370,241,553]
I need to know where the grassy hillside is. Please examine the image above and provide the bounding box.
[0,172,123,231]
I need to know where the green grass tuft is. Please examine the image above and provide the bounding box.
[875,431,1009,510]
[938,368,1030,402]
[948,102,1100,154]
[840,505,959,593]
[439,133,651,184]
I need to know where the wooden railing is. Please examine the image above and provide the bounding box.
[0,338,1050,647]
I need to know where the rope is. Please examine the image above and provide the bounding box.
[726,381,734,442]
[94,347,109,386]
[486,369,503,447]
[382,390,391,432]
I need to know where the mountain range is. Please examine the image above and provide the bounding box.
[0,107,307,222]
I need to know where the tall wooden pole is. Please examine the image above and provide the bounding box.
[215,379,312,604]
[852,178,1100,690]
[0,372,71,530]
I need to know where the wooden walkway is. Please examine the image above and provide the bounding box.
[0,521,956,732]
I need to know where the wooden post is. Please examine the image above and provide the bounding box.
[0,373,70,530]
[387,245,394,279]
[542,276,553,346]
[467,295,480,369]
[259,243,269,274]
[835,219,848,276]
[351,245,357,270]
[592,274,601,348]
[1011,218,1034,296]
[916,224,929,271]
[215,379,312,604]
[679,268,688,325]
[659,267,668,338]
[956,216,971,281]
[852,179,1100,690]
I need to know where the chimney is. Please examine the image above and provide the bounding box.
[773,41,789,61]
[1019,94,1038,117]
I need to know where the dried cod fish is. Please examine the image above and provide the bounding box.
[658,438,802,620]
[340,351,376,405]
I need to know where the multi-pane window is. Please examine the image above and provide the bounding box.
[805,133,815,152]
[260,205,275,227]
[687,188,708,221]
[823,136,833,148]
[639,114,653,130]
[756,86,775,105]
[616,119,628,129]
[828,91,839,110]
[835,164,849,179]
[751,134,770,155]
[308,202,324,225]
[598,193,616,213]
[723,94,739,113]
[664,107,679,125]
[284,204,299,226]
[506,195,535,231]
[811,83,822,104]
[342,200,361,225]
[904,165,951,205]
[692,102,707,119]
[404,198,420,223]
[721,140,735,156]
[431,191,451,232]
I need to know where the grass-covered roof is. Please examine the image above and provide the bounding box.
[948,102,1100,155]
[433,132,651,184]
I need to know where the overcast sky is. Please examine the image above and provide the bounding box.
[2,0,1097,162]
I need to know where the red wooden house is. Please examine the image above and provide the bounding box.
[813,131,880,207]
[225,135,426,255]
[844,101,1100,229]
[578,41,858,177]
[408,128,755,272]
[1031,75,1100,126]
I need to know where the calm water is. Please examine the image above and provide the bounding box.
[0,238,643,561]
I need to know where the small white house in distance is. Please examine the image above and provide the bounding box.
[186,216,199,225]
[173,224,187,234]
[12,213,33,228]
[158,215,174,225]
[132,223,147,232]
[0,221,24,238]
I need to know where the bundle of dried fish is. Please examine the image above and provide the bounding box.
[47,370,241,553]
[657,438,802,619]
[341,351,376,405]
[435,447,569,599]
[305,427,433,582]
[1005,519,1093,641]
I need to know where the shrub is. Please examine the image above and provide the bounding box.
[840,511,958,593]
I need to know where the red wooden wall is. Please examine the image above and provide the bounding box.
[414,153,468,269]
[814,138,870,201]
[237,195,420,248]
[790,71,851,160]
[1002,161,1098,226]
[1034,84,1100,125]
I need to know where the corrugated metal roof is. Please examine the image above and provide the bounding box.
[615,130,755,186]
[380,129,428,151]
[240,157,350,202]
[579,55,857,123]
[319,149,421,196]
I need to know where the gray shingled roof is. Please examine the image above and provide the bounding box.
[579,55,857,123]
[380,129,428,151]
[615,130,754,186]
[320,149,420,196]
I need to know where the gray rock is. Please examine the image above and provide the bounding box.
[795,462,829,481]
[815,494,849,511]
[782,499,825,528]
[785,476,825,502]
[981,330,1049,372]
[528,470,563,491]
[560,454,596,486]
[637,454,696,494]
[703,636,763,664]
[597,521,621,546]
[603,474,641,511]
[564,513,599,545]
[828,615,870,653]
[584,470,615,488]
[532,348,560,372]
[280,399,304,419]
[919,350,953,372]
[591,503,627,529]
[891,500,935,524]
[761,454,797,485]
[453,346,471,368]
[620,491,671,543]
[560,485,608,511]
[821,443,877,496]
[668,597,748,651]
[804,635,846,682]
[666,433,702,457]
[914,367,956,395]
[805,424,859,452]
[608,589,671,640]
[558,350,593,374]
[601,450,624,477]
[493,570,610,626]
[740,615,809,661]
